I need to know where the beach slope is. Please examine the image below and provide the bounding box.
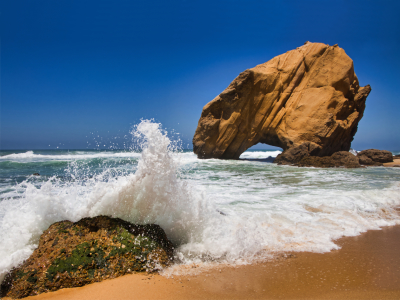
[11,225,400,300]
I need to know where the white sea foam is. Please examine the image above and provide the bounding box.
[1,150,36,159]
[1,120,400,282]
[349,148,358,155]
[239,150,281,159]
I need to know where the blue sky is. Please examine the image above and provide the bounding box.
[1,0,400,150]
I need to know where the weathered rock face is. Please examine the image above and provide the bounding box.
[0,216,174,299]
[357,149,393,166]
[193,42,371,159]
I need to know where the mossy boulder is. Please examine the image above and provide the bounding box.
[0,216,174,299]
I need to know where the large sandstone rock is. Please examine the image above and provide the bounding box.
[193,42,371,159]
[0,216,174,299]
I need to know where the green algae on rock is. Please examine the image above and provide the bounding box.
[0,216,174,299]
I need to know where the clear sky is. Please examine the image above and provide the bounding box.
[1,0,400,150]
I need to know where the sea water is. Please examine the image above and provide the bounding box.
[1,120,400,281]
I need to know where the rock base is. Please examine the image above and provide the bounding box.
[274,145,393,168]
[0,216,174,299]
[357,149,393,166]
[296,152,361,168]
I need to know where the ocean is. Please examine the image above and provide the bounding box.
[1,120,400,281]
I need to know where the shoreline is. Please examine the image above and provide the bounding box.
[384,158,400,167]
[11,225,400,300]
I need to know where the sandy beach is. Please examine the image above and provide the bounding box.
[8,224,399,300]
[384,159,400,167]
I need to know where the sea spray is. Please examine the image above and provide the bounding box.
[0,120,214,282]
[85,120,213,245]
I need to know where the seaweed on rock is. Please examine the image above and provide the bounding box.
[0,216,174,299]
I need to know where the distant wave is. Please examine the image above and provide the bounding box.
[1,151,36,159]
[239,150,281,159]
[0,151,142,162]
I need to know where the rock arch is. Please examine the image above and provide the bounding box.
[193,42,371,159]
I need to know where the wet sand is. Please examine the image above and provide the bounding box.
[11,225,400,300]
[384,159,400,167]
